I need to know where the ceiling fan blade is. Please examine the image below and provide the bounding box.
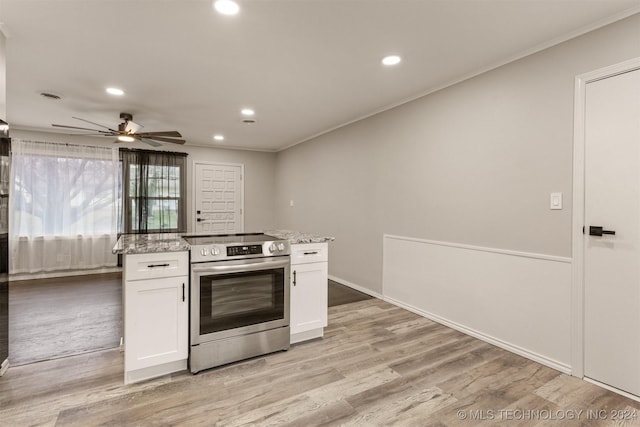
[144,136,186,145]
[52,123,112,134]
[63,133,114,136]
[125,120,144,134]
[137,130,182,138]
[72,117,118,133]
[140,138,163,147]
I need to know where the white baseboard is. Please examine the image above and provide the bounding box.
[584,377,640,403]
[328,275,383,299]
[329,271,571,374]
[382,234,573,375]
[10,267,122,282]
[384,295,572,375]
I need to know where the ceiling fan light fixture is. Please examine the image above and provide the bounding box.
[106,87,124,96]
[118,135,135,143]
[214,0,240,15]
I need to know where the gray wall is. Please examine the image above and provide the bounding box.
[275,13,640,294]
[12,130,279,233]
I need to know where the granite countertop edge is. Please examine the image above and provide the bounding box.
[263,229,335,244]
[112,233,190,255]
[113,230,335,254]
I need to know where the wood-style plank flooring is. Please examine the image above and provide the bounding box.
[2,298,639,426]
[8,275,368,366]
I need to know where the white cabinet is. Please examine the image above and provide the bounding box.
[123,251,189,384]
[290,243,328,344]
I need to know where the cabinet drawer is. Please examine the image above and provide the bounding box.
[290,243,328,265]
[124,251,189,281]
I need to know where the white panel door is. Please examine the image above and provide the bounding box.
[194,163,243,234]
[584,68,640,397]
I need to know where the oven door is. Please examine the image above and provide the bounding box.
[190,256,290,345]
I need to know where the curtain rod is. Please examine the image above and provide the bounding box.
[13,138,115,150]
[119,147,188,157]
[16,140,188,157]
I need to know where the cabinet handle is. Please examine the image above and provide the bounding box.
[148,263,170,268]
[303,251,319,255]
[293,270,296,286]
[182,283,185,302]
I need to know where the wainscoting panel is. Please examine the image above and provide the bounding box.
[382,235,573,373]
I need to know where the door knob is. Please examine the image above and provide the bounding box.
[589,226,616,236]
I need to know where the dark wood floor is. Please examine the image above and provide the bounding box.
[9,273,122,366]
[328,279,373,307]
[1,298,639,426]
[8,274,370,366]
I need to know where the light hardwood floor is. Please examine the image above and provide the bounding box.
[8,275,367,366]
[1,298,639,426]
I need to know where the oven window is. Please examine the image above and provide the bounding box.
[199,268,285,334]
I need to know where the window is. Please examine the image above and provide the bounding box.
[120,149,187,234]
[10,139,119,273]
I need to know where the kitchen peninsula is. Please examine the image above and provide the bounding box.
[113,230,333,384]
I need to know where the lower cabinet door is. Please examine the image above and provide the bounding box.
[125,275,188,372]
[290,262,328,335]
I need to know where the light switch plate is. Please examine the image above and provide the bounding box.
[550,192,562,210]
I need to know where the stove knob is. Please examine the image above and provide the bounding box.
[269,243,278,253]
[200,248,209,256]
[277,243,285,251]
[212,247,220,256]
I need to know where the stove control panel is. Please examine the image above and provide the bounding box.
[189,240,290,262]
[227,244,263,257]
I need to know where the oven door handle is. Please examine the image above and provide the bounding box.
[191,258,290,275]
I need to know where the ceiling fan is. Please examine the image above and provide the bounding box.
[52,112,185,147]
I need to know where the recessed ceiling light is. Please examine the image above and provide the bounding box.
[382,55,402,66]
[106,87,124,96]
[214,0,239,15]
[117,135,135,142]
[241,108,255,116]
[213,134,225,141]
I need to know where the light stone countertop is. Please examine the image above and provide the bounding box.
[264,229,335,244]
[112,233,190,255]
[113,230,335,254]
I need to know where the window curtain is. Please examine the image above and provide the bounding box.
[10,139,119,274]
[119,149,187,234]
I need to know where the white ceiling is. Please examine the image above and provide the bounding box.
[1,0,639,151]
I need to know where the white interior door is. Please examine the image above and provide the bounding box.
[193,162,243,234]
[584,68,640,397]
